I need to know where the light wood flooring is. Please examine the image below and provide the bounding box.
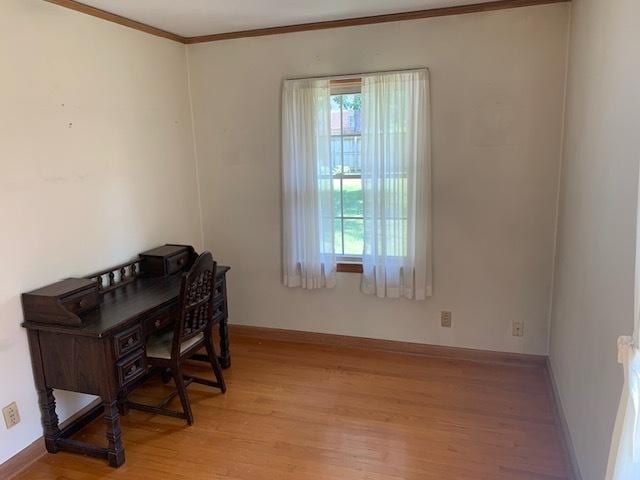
[15,331,572,479]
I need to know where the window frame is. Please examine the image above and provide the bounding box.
[331,79,364,273]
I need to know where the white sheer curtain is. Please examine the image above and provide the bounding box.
[282,78,336,289]
[606,175,640,479]
[360,70,432,300]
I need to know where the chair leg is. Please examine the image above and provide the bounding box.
[160,368,172,384]
[172,367,194,425]
[205,335,227,393]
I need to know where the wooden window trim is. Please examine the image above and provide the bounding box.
[330,79,362,95]
[337,263,363,273]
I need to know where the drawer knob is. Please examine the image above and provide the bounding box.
[127,337,134,346]
[155,319,161,328]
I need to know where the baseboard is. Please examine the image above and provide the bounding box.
[544,357,583,480]
[229,324,547,367]
[0,397,103,479]
[0,437,46,480]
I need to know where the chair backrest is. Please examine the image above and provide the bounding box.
[172,251,217,358]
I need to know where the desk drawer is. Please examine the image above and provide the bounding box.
[166,251,190,275]
[61,288,99,316]
[116,350,146,387]
[139,245,192,276]
[143,305,178,335]
[113,325,143,359]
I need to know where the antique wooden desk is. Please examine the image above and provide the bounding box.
[21,245,231,467]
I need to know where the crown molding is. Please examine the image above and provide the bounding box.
[186,0,570,44]
[44,0,570,45]
[44,0,187,43]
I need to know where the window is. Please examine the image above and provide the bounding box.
[331,91,363,262]
[282,70,431,298]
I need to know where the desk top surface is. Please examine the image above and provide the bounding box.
[23,266,229,338]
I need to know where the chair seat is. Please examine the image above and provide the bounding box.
[147,329,204,360]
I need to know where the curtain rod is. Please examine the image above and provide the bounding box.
[285,67,428,82]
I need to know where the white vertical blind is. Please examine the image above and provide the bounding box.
[359,70,432,300]
[606,173,640,479]
[281,78,336,289]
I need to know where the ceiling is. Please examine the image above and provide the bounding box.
[76,0,503,37]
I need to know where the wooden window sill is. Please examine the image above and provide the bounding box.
[337,263,363,273]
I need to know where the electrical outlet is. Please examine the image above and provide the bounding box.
[512,321,524,337]
[441,311,452,328]
[3,402,20,429]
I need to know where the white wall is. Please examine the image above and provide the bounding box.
[188,4,569,356]
[0,0,202,464]
[548,0,640,478]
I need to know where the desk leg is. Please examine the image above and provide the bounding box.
[219,318,231,369]
[37,387,61,453]
[28,330,60,453]
[103,399,125,467]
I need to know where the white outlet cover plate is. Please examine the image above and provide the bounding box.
[3,402,20,429]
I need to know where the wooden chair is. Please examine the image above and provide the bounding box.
[127,251,226,425]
